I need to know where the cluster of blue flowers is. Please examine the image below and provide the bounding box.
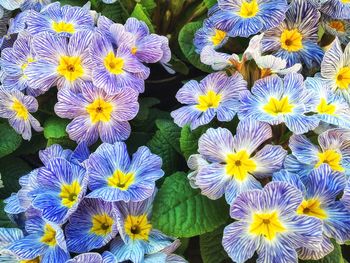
[171,0,350,262]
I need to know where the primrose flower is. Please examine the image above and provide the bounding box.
[110,194,174,263]
[273,167,350,260]
[239,73,319,134]
[55,82,139,145]
[86,142,164,202]
[194,18,229,53]
[20,0,51,11]
[171,72,247,130]
[320,38,350,102]
[322,15,350,45]
[7,216,70,263]
[223,181,323,263]
[285,129,350,180]
[65,198,118,253]
[320,0,350,19]
[26,2,94,36]
[262,0,324,69]
[0,228,24,262]
[32,158,88,224]
[209,0,288,38]
[200,46,238,70]
[192,119,287,204]
[67,253,104,263]
[25,30,93,94]
[0,88,42,140]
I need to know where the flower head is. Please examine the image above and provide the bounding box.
[322,15,350,45]
[320,0,350,19]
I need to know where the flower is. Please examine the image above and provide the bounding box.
[0,0,24,18]
[65,198,118,253]
[320,0,350,19]
[191,119,287,204]
[32,158,88,224]
[67,253,104,263]
[7,216,70,263]
[26,2,94,36]
[200,46,238,71]
[239,73,319,134]
[210,0,288,38]
[25,30,93,95]
[0,88,42,140]
[222,181,323,263]
[285,128,350,180]
[110,194,174,262]
[20,0,51,11]
[273,166,350,260]
[322,15,350,45]
[0,227,24,262]
[194,18,229,53]
[262,0,324,69]
[54,81,139,145]
[320,38,350,102]
[171,72,247,130]
[86,142,164,202]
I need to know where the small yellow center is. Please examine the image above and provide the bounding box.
[104,52,124,75]
[315,149,344,172]
[341,0,350,4]
[85,98,113,124]
[41,224,57,246]
[249,211,286,241]
[280,29,303,52]
[211,29,227,46]
[329,20,346,32]
[20,258,40,263]
[263,97,294,115]
[335,67,350,90]
[90,213,114,236]
[107,170,135,190]
[21,57,35,72]
[225,150,257,181]
[57,56,84,82]
[131,47,138,55]
[125,214,152,241]
[52,21,75,34]
[316,98,336,115]
[238,0,259,18]
[59,180,81,208]
[196,90,222,112]
[297,199,328,219]
[12,99,29,120]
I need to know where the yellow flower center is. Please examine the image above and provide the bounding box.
[225,150,257,181]
[238,0,259,18]
[104,52,124,75]
[249,211,286,241]
[41,224,57,246]
[196,90,222,112]
[341,0,350,4]
[107,170,135,190]
[85,98,113,124]
[297,199,328,219]
[335,67,350,90]
[12,99,29,120]
[57,56,84,82]
[131,47,138,55]
[59,180,81,208]
[124,214,152,241]
[21,57,35,72]
[90,213,114,236]
[263,97,294,115]
[52,21,75,34]
[316,98,336,115]
[211,29,227,46]
[315,149,344,172]
[280,29,303,52]
[20,258,40,263]
[329,20,346,32]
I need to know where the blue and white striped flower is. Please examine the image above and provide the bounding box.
[262,0,324,69]
[210,0,288,38]
[320,0,350,19]
[0,88,42,140]
[273,166,350,260]
[239,73,319,134]
[343,177,350,211]
[67,253,104,263]
[191,119,287,204]
[200,45,238,71]
[0,0,24,18]
[20,0,51,11]
[222,181,323,263]
[86,142,164,202]
[322,15,350,45]
[0,227,25,262]
[171,72,247,130]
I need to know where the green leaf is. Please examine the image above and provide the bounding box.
[14,133,46,155]
[203,0,217,9]
[300,240,345,263]
[0,200,16,228]
[101,1,128,23]
[134,97,160,122]
[131,3,155,33]
[168,55,190,75]
[200,224,230,263]
[180,125,209,160]
[155,119,181,154]
[126,131,153,153]
[152,172,230,237]
[0,123,22,158]
[58,0,87,6]
[43,117,70,140]
[140,0,156,12]
[178,21,213,73]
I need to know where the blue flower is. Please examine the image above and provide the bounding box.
[320,0,350,19]
[86,142,164,202]
[0,227,24,262]
[20,0,51,11]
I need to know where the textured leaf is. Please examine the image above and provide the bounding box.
[155,119,182,154]
[152,172,229,237]
[43,117,69,139]
[178,21,212,73]
[0,200,16,228]
[131,3,155,33]
[140,0,156,12]
[300,240,345,263]
[180,125,209,160]
[59,0,87,6]
[134,97,160,122]
[0,123,22,158]
[101,1,128,23]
